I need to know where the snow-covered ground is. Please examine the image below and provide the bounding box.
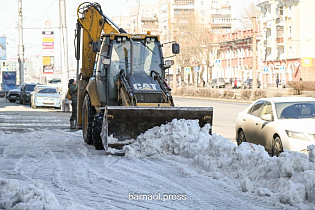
[1,117,315,209]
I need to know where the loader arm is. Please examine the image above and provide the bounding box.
[76,2,125,80]
[76,2,126,126]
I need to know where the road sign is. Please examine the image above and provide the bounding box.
[215,59,221,66]
[194,67,199,72]
[279,66,285,73]
[302,57,312,67]
[294,62,300,67]
[263,66,268,74]
[184,67,191,74]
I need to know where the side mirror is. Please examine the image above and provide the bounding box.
[92,41,101,53]
[164,60,174,68]
[261,113,273,121]
[172,43,180,54]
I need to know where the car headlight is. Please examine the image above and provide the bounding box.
[285,130,310,141]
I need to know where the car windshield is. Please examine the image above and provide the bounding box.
[275,101,315,119]
[38,88,57,94]
[110,39,162,76]
[25,85,36,91]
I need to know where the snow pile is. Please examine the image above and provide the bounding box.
[0,178,60,209]
[124,119,315,209]
[124,119,210,157]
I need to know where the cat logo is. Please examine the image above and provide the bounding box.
[133,83,157,90]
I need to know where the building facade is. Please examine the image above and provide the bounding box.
[216,29,260,82]
[258,0,315,84]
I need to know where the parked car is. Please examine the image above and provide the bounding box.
[30,87,61,109]
[0,90,6,98]
[243,79,261,89]
[19,83,38,105]
[210,77,225,88]
[236,97,315,156]
[6,84,22,102]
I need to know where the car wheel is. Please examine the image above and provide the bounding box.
[272,136,283,157]
[9,99,13,102]
[20,96,23,104]
[23,96,27,105]
[82,94,95,145]
[237,129,246,146]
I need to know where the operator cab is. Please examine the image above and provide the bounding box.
[95,34,167,106]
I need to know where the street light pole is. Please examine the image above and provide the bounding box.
[252,17,257,93]
[18,0,24,85]
[59,0,69,93]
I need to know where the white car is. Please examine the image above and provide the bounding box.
[30,87,61,109]
[235,97,315,156]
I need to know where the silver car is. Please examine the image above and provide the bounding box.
[236,97,315,156]
[30,87,61,109]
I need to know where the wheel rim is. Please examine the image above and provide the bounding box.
[238,130,246,145]
[273,138,282,156]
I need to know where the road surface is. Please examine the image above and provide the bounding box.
[0,98,289,209]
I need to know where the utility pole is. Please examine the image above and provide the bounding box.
[252,16,257,93]
[18,0,24,85]
[168,2,177,92]
[59,0,69,93]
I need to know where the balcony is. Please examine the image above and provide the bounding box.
[276,18,284,26]
[276,37,284,46]
[264,40,272,47]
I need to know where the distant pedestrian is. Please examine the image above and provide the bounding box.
[276,77,279,88]
[282,79,286,89]
[68,79,77,129]
[234,78,237,89]
[300,77,303,81]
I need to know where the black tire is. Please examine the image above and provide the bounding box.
[92,113,104,150]
[237,129,246,146]
[8,99,13,102]
[272,136,283,157]
[82,94,95,145]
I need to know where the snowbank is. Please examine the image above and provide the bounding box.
[0,178,60,209]
[124,119,315,209]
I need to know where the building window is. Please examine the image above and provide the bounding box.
[279,6,283,16]
[288,26,292,39]
[287,6,292,18]
[200,10,204,15]
[201,1,204,5]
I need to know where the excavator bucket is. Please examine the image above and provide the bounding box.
[101,106,213,148]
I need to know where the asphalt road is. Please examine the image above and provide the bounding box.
[0,96,249,142]
[0,97,71,132]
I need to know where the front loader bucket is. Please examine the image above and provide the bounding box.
[101,106,213,147]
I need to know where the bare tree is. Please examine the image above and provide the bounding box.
[173,12,214,87]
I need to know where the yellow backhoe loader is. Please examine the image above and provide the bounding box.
[75,2,213,152]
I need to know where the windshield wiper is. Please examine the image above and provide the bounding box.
[140,41,155,55]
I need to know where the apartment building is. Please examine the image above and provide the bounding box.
[258,0,315,83]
